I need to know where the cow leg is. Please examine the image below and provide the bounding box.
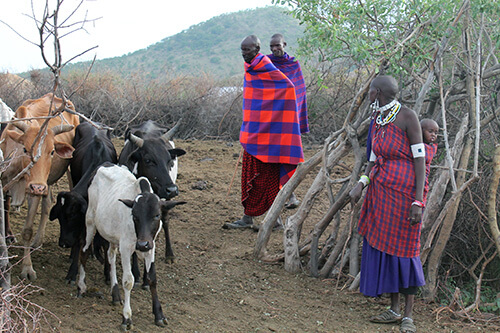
[144,256,167,326]
[66,244,80,284]
[4,196,16,244]
[66,169,74,191]
[162,212,175,263]
[20,195,41,281]
[141,265,149,290]
[131,252,141,287]
[79,217,97,296]
[108,245,122,306]
[120,248,134,331]
[30,189,52,248]
[102,240,111,285]
[92,232,111,285]
[77,246,91,297]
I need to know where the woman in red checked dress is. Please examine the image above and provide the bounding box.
[350,76,434,333]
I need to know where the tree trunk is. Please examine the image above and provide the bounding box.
[487,144,500,255]
[0,151,11,328]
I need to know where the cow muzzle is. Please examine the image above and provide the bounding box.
[58,238,72,248]
[164,184,179,199]
[28,184,48,196]
[136,240,152,252]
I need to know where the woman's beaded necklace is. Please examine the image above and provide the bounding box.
[375,100,401,126]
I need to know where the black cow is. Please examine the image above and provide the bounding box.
[118,120,186,262]
[49,122,117,283]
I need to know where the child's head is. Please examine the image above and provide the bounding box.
[421,118,439,144]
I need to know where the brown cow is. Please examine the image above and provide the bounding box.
[0,93,79,280]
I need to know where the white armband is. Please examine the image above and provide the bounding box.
[411,143,426,158]
[369,150,377,162]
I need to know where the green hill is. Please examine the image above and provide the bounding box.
[65,6,304,79]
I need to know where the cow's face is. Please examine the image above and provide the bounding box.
[5,118,74,196]
[120,191,187,252]
[49,192,87,248]
[120,192,163,252]
[129,138,186,199]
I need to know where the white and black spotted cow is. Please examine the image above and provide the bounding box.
[78,164,185,330]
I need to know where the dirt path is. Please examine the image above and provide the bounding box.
[6,139,490,332]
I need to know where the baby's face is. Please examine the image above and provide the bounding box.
[423,124,439,144]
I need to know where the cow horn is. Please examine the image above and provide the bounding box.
[52,124,74,136]
[11,119,30,133]
[129,133,144,148]
[161,119,181,142]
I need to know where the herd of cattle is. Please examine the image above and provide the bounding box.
[0,94,186,329]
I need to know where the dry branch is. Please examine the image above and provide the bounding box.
[487,144,500,255]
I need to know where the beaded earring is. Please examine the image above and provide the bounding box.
[370,98,379,112]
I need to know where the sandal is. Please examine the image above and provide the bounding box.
[369,309,402,323]
[400,317,416,333]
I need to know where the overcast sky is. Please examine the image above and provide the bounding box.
[0,0,273,73]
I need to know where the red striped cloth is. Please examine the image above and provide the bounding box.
[241,151,280,216]
[239,53,304,166]
[267,53,309,134]
[424,143,437,200]
[359,123,425,258]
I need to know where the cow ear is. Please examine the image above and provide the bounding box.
[6,129,24,144]
[15,106,28,118]
[54,142,75,159]
[49,203,60,221]
[49,192,67,221]
[160,200,187,213]
[138,178,152,193]
[119,199,135,208]
[169,148,186,159]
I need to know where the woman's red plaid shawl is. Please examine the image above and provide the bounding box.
[239,53,304,166]
[359,123,427,258]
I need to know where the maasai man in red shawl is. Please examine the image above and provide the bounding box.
[267,33,309,209]
[349,76,427,333]
[223,35,304,230]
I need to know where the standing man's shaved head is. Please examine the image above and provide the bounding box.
[241,35,261,64]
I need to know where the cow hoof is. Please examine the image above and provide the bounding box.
[164,256,175,264]
[120,318,133,331]
[112,299,123,306]
[155,317,168,327]
[141,284,150,291]
[20,266,37,281]
[67,280,76,286]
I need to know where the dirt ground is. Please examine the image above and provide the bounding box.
[5,139,496,332]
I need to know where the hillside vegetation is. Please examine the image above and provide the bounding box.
[64,6,304,79]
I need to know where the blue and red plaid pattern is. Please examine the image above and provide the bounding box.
[268,53,309,134]
[240,53,304,166]
[359,123,426,258]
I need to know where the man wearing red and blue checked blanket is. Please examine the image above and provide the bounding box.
[267,33,309,209]
[223,35,304,230]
